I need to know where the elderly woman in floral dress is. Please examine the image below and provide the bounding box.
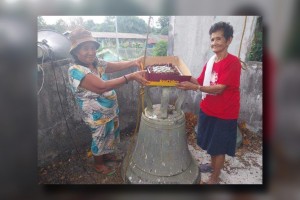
[68,27,148,175]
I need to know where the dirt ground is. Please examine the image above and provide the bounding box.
[38,113,262,184]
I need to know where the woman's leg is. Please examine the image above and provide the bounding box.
[90,118,118,173]
[208,154,225,184]
[102,116,122,162]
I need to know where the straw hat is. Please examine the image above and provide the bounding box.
[69,27,100,56]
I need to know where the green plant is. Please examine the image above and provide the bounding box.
[153,40,167,56]
[247,17,262,62]
[248,32,262,61]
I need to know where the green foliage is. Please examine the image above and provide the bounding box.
[156,16,169,35]
[248,32,262,61]
[157,16,169,28]
[151,27,159,34]
[37,16,46,30]
[98,16,116,32]
[116,16,147,34]
[68,17,84,30]
[37,16,68,33]
[247,17,262,62]
[39,16,166,35]
[160,26,169,35]
[153,40,167,56]
[54,19,68,33]
[92,16,147,33]
[84,20,96,31]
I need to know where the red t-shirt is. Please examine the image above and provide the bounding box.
[197,53,241,119]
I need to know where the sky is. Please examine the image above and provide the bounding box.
[42,16,160,27]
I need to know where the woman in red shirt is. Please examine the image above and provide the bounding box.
[176,21,241,184]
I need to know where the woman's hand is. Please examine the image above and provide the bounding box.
[128,70,149,86]
[134,56,145,70]
[106,57,144,73]
[176,81,199,91]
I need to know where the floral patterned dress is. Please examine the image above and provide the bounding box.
[68,60,120,156]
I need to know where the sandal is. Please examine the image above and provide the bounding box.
[94,165,116,176]
[199,163,213,173]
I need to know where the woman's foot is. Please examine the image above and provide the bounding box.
[94,164,116,175]
[201,177,221,184]
[206,178,220,184]
[93,155,116,175]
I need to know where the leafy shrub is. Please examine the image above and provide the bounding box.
[152,40,167,56]
[247,17,262,62]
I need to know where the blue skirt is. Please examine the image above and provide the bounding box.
[197,110,237,157]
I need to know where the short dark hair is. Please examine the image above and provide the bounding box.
[209,22,234,40]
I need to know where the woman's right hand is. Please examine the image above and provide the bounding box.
[176,81,199,91]
[133,56,144,70]
[128,70,149,86]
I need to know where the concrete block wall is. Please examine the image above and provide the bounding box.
[37,59,90,165]
[239,62,262,134]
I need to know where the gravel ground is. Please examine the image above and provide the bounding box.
[38,113,262,184]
